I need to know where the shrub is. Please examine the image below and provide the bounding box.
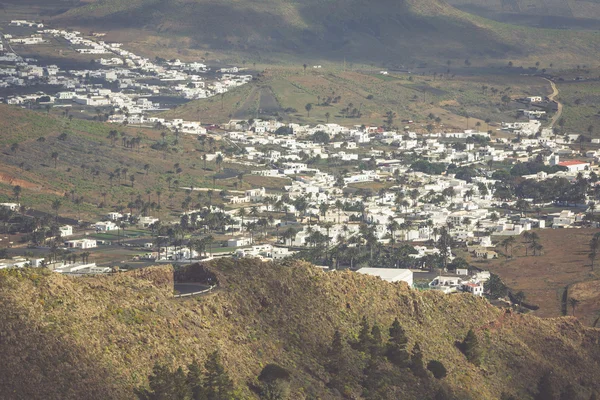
[427,360,447,379]
[258,364,291,383]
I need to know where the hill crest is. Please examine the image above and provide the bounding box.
[1,259,600,399]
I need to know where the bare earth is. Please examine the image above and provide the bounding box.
[485,228,600,323]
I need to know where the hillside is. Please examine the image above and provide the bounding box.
[481,229,600,325]
[1,259,600,399]
[0,104,257,221]
[46,0,574,64]
[446,0,600,29]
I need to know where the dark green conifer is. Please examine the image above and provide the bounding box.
[386,317,410,367]
[462,329,481,366]
[534,372,557,400]
[203,351,235,400]
[358,316,372,352]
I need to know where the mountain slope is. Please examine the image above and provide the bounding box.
[1,259,600,399]
[446,0,600,29]
[53,0,518,60]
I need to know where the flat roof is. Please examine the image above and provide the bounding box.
[356,268,412,281]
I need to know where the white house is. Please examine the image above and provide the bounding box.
[462,282,484,296]
[95,221,118,231]
[356,268,413,287]
[65,239,97,249]
[59,225,73,237]
[557,160,589,172]
[227,237,253,247]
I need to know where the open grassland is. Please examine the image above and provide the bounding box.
[480,229,600,324]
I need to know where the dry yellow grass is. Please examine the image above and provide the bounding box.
[1,259,600,399]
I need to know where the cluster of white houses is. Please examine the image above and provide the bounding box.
[0,23,250,125]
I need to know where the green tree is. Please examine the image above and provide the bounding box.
[427,360,447,379]
[305,103,312,117]
[51,199,62,221]
[186,360,203,400]
[370,323,383,358]
[216,154,224,172]
[462,329,481,365]
[386,318,410,367]
[569,297,580,317]
[136,363,191,400]
[560,384,579,400]
[202,351,235,400]
[357,316,372,352]
[410,342,428,378]
[258,364,291,400]
[534,372,557,400]
[12,185,22,202]
[51,151,59,168]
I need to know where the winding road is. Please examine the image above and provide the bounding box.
[543,77,562,129]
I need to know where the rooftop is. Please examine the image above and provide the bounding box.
[558,160,588,166]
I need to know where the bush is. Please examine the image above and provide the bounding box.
[427,360,447,379]
[258,364,291,383]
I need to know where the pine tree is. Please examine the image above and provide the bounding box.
[358,316,372,352]
[560,384,578,400]
[187,360,203,400]
[534,372,557,400]
[326,330,344,375]
[173,367,192,399]
[410,342,427,378]
[370,323,383,358]
[136,363,190,400]
[203,351,235,400]
[462,329,481,366]
[434,387,453,400]
[386,317,410,367]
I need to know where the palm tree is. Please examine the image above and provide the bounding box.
[501,236,516,258]
[305,103,312,117]
[215,154,224,172]
[51,199,62,221]
[513,291,525,306]
[589,235,599,270]
[531,242,543,256]
[51,152,59,168]
[568,298,581,317]
[325,112,330,123]
[12,185,21,202]
[238,207,247,232]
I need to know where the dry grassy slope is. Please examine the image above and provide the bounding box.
[484,228,600,322]
[0,104,254,218]
[1,259,600,399]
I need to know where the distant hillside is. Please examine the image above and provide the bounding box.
[50,0,519,62]
[447,0,600,29]
[1,259,600,399]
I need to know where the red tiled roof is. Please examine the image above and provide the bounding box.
[558,160,588,166]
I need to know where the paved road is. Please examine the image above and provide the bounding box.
[174,282,211,295]
[544,77,562,129]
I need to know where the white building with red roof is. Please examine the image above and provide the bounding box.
[557,160,589,172]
